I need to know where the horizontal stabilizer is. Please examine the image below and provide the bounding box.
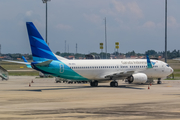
[3,60,31,65]
[35,60,53,67]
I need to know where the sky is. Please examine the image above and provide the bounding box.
[0,0,180,54]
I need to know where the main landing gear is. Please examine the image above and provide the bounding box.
[90,80,118,87]
[110,81,118,87]
[157,78,162,84]
[90,80,98,87]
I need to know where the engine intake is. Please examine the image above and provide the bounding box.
[127,73,147,84]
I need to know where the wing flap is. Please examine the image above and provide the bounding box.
[105,71,134,79]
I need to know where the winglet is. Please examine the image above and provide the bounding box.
[146,55,153,68]
[22,56,32,68]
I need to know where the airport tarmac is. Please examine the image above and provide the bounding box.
[0,76,180,120]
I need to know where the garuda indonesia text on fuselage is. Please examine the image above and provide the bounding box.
[26,22,173,87]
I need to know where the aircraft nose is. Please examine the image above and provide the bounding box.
[170,67,174,74]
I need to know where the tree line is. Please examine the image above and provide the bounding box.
[1,49,180,60]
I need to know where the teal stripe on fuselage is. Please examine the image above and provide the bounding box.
[35,60,89,81]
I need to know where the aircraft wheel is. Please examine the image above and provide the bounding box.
[157,81,161,84]
[110,81,118,87]
[90,81,98,87]
[90,82,94,87]
[110,82,114,87]
[94,81,98,87]
[114,82,118,87]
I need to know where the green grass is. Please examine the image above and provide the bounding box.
[174,69,180,72]
[8,71,39,76]
[0,61,29,70]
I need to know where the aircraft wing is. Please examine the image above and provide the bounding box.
[104,71,134,80]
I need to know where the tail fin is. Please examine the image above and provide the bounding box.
[146,55,153,68]
[26,22,58,62]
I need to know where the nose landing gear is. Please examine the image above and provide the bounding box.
[157,78,162,84]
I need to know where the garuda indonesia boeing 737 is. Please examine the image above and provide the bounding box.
[7,22,174,87]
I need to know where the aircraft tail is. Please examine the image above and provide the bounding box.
[146,55,153,68]
[26,22,58,62]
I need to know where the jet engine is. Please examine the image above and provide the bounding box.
[127,73,147,84]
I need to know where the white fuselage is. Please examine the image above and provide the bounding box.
[62,59,173,81]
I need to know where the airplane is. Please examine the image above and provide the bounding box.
[21,22,173,87]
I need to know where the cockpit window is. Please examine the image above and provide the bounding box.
[166,64,170,67]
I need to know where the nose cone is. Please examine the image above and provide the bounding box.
[170,67,174,74]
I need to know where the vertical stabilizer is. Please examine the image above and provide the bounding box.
[26,22,58,62]
[146,55,153,68]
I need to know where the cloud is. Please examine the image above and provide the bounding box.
[143,21,156,28]
[84,14,102,23]
[127,2,143,19]
[100,0,143,27]
[168,16,179,28]
[25,10,33,17]
[156,16,180,29]
[111,0,126,13]
[56,24,72,30]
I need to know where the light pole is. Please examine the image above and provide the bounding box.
[165,0,167,63]
[104,17,107,59]
[42,0,51,43]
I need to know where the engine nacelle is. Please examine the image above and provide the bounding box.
[127,73,147,84]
